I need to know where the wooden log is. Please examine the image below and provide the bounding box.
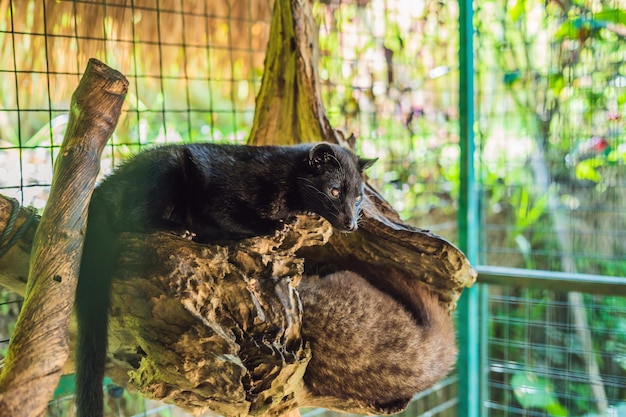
[0,59,128,417]
[0,195,470,417]
[0,196,38,295]
[105,216,331,417]
[0,209,383,416]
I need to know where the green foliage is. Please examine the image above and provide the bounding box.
[1,1,625,416]
[478,1,626,415]
[313,0,462,227]
[476,0,626,272]
[511,372,568,416]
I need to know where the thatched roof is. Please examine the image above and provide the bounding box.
[0,0,272,109]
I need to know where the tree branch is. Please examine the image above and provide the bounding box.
[0,59,128,417]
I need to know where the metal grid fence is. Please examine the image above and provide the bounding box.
[474,0,626,276]
[0,0,271,210]
[472,0,626,415]
[486,285,626,416]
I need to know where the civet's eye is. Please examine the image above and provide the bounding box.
[330,187,340,198]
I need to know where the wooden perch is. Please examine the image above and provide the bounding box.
[0,203,469,416]
[105,216,331,417]
[0,59,128,417]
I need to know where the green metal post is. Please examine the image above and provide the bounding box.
[457,0,482,416]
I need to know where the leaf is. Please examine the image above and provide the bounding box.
[549,73,566,96]
[514,188,547,230]
[555,20,578,40]
[526,192,548,225]
[516,187,530,224]
[607,145,626,163]
[504,70,522,85]
[511,372,560,410]
[514,234,535,269]
[593,9,626,26]
[554,18,607,40]
[515,234,532,257]
[546,402,569,416]
[509,0,526,22]
[575,159,603,182]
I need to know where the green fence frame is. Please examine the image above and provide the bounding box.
[457,0,483,415]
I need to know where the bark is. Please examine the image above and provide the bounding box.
[0,196,38,296]
[248,0,336,145]
[106,216,330,417]
[0,59,128,417]
[0,201,472,416]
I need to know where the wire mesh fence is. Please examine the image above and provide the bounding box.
[0,0,272,210]
[315,0,462,238]
[474,1,626,415]
[474,0,626,276]
[486,285,626,416]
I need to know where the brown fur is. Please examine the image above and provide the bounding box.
[298,271,457,412]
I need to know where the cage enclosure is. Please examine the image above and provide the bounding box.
[0,1,475,416]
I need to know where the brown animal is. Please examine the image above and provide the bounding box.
[298,270,457,413]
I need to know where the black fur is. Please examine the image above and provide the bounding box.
[75,142,375,417]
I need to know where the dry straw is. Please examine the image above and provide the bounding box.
[0,0,272,109]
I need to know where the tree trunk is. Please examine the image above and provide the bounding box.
[0,196,38,296]
[0,59,128,417]
[248,0,334,145]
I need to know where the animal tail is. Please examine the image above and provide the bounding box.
[75,207,117,417]
[412,285,458,384]
[374,268,458,368]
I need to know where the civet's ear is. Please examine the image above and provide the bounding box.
[346,133,357,150]
[358,157,378,172]
[309,142,338,170]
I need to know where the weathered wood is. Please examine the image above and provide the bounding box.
[0,210,380,416]
[0,196,38,295]
[106,216,330,417]
[300,186,475,312]
[103,215,466,417]
[248,0,337,145]
[0,59,128,417]
[0,194,471,417]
